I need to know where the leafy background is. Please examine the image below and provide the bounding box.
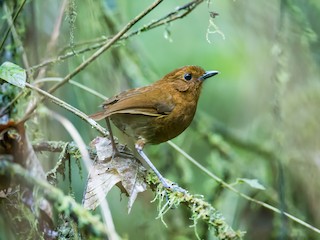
[1,0,320,239]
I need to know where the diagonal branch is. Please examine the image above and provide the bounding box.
[24,82,107,136]
[0,0,28,51]
[28,0,204,72]
[168,141,320,235]
[18,0,164,124]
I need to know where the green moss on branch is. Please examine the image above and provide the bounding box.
[0,160,108,238]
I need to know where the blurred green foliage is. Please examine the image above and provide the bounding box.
[1,0,320,239]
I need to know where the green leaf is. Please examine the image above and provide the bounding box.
[236,178,266,190]
[0,61,26,88]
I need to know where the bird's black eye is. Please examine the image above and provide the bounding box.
[184,73,192,81]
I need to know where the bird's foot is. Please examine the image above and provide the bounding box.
[161,179,187,194]
[111,148,134,159]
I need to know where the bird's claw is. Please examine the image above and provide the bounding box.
[162,181,187,194]
[112,149,134,159]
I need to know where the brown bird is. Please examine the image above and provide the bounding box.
[90,65,218,189]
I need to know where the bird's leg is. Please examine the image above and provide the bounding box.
[135,142,186,193]
[105,117,120,157]
[136,146,170,188]
[105,118,133,159]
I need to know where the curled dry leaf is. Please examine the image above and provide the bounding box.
[83,137,147,213]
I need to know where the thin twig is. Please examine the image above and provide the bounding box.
[0,0,27,51]
[0,91,25,117]
[139,0,203,31]
[36,0,68,80]
[3,2,31,75]
[167,141,320,235]
[28,0,203,72]
[33,77,108,100]
[24,82,107,136]
[18,0,164,125]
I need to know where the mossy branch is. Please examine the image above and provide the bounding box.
[0,160,108,238]
[146,172,244,240]
[33,140,243,240]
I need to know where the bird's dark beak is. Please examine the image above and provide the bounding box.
[199,70,219,81]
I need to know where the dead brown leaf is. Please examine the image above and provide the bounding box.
[83,137,147,213]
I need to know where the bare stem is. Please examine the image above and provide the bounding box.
[28,0,204,72]
[0,0,27,51]
[18,0,164,124]
[25,83,107,136]
[168,141,320,235]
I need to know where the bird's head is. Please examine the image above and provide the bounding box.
[159,65,219,96]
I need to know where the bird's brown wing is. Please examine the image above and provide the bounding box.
[90,86,175,121]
